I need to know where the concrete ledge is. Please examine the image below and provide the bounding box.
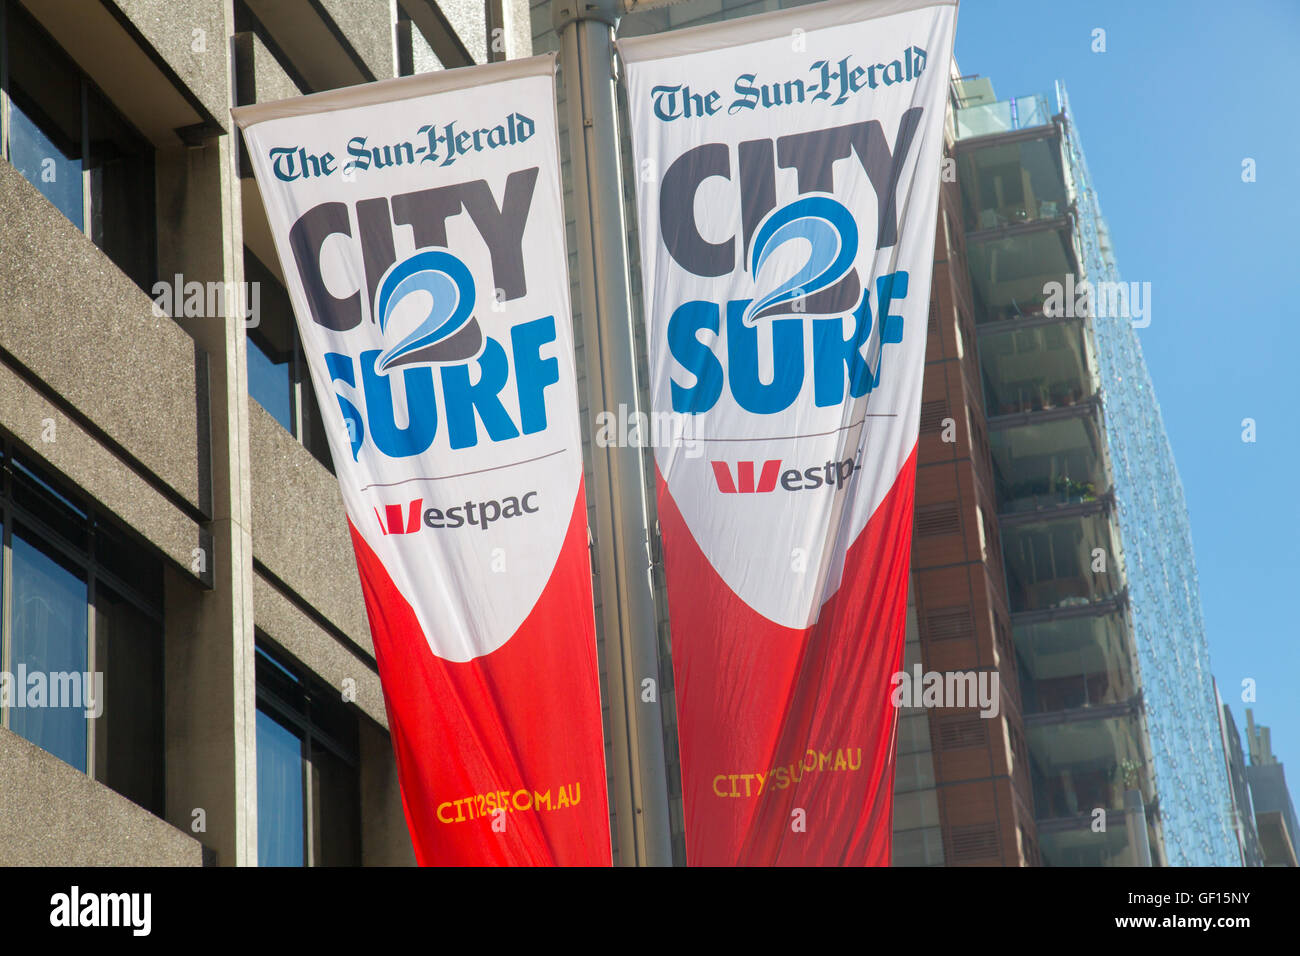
[23,0,227,146]
[0,360,210,587]
[248,402,371,649]
[234,30,304,107]
[437,0,488,63]
[319,0,397,79]
[400,0,477,67]
[254,571,387,729]
[107,0,231,131]
[244,0,376,90]
[0,728,206,866]
[0,162,211,517]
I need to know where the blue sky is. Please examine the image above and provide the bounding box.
[954,0,1300,780]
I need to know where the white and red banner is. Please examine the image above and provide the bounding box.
[233,56,610,865]
[620,0,957,864]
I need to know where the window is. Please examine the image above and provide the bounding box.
[892,825,945,866]
[245,248,333,472]
[255,642,361,866]
[0,0,156,291]
[0,439,165,814]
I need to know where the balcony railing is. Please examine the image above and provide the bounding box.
[1037,816,1150,866]
[954,93,1053,141]
[999,478,1101,516]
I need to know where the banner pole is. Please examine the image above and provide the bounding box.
[552,0,674,866]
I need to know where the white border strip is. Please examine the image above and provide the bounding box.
[618,0,958,64]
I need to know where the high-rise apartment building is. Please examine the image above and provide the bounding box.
[940,73,1238,866]
[898,67,1036,868]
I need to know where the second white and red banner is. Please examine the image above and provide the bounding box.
[620,0,957,864]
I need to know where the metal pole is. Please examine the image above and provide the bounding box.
[552,0,673,866]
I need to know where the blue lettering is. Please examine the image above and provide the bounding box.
[510,315,560,435]
[345,137,371,173]
[439,338,520,450]
[359,349,438,457]
[271,147,300,182]
[667,301,725,414]
[667,272,908,416]
[726,300,804,415]
[729,75,760,115]
[813,293,872,407]
[326,352,365,459]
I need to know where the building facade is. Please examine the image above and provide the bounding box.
[1243,710,1298,866]
[1216,690,1264,867]
[940,73,1239,866]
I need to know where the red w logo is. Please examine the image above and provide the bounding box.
[711,460,781,494]
[376,498,423,535]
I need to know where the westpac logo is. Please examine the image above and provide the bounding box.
[658,118,922,418]
[287,170,561,461]
[711,455,860,494]
[375,492,540,535]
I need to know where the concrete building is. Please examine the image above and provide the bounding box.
[1216,690,1264,866]
[1244,710,1298,867]
[0,0,532,866]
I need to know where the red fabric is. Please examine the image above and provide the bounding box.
[656,447,917,865]
[348,480,611,865]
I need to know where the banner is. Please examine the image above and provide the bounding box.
[233,55,610,865]
[620,0,957,864]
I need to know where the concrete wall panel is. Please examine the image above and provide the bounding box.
[0,729,206,866]
[248,402,370,649]
[0,163,211,516]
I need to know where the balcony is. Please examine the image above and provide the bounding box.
[1036,817,1152,867]
[1001,509,1121,614]
[967,229,1078,326]
[954,94,1053,141]
[981,320,1096,420]
[1015,612,1136,716]
[958,135,1067,232]
[1026,710,1153,818]
[990,412,1107,515]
